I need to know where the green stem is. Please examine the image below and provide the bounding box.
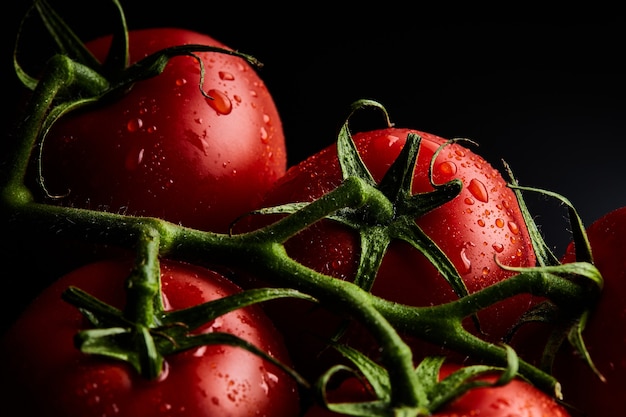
[124,226,162,327]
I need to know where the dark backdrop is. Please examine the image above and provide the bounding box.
[4,2,625,255]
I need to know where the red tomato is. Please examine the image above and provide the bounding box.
[304,363,571,417]
[0,259,299,417]
[39,28,286,233]
[241,127,537,378]
[554,206,626,416]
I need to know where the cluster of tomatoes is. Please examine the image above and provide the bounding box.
[0,2,623,417]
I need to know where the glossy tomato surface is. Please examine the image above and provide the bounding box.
[39,28,286,233]
[0,259,299,417]
[303,363,571,417]
[555,206,626,416]
[243,127,538,377]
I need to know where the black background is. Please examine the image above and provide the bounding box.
[3,2,625,257]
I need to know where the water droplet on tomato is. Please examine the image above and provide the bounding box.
[492,243,504,253]
[508,221,519,234]
[477,219,485,227]
[263,114,271,124]
[438,160,457,176]
[126,118,143,132]
[206,89,232,115]
[218,71,235,80]
[250,89,258,97]
[468,178,488,202]
[260,127,269,143]
[233,94,242,103]
[194,118,203,124]
[159,403,172,412]
[495,218,504,228]
[146,125,157,133]
[464,197,475,205]
[482,266,490,276]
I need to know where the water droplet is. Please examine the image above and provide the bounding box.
[218,71,235,81]
[263,114,271,124]
[126,118,143,132]
[482,266,490,276]
[206,89,232,115]
[438,160,457,176]
[492,243,504,253]
[175,78,187,86]
[146,125,157,133]
[250,89,258,97]
[233,94,242,103]
[464,197,475,205]
[468,178,488,202]
[477,219,485,227]
[195,118,203,124]
[260,126,269,143]
[495,218,504,228]
[508,221,519,235]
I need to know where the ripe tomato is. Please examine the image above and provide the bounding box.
[304,363,571,416]
[39,28,286,233]
[241,127,537,378]
[0,258,299,417]
[554,206,626,416]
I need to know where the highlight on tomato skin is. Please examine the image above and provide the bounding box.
[239,127,539,380]
[37,27,287,234]
[0,259,300,417]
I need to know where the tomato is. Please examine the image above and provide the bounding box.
[38,28,286,233]
[435,364,570,417]
[240,127,537,378]
[0,258,299,417]
[304,363,571,417]
[553,206,626,416]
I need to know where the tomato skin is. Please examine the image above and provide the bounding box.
[0,259,299,417]
[242,128,537,377]
[554,206,626,417]
[40,28,286,233]
[304,363,571,417]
